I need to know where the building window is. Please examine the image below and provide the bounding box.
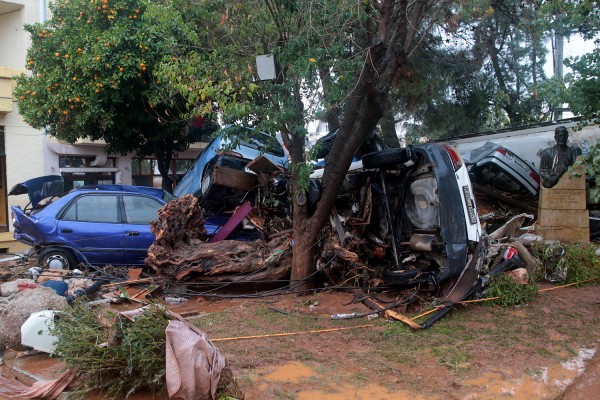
[131,158,193,188]
[59,156,115,168]
[59,156,117,191]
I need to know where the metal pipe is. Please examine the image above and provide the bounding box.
[379,170,400,267]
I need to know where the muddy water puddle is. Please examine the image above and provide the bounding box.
[462,347,597,399]
[264,361,316,383]
[254,348,596,399]
[258,361,428,399]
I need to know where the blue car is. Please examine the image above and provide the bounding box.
[10,177,227,269]
[174,125,288,211]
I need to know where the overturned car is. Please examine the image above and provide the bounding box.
[463,141,540,197]
[313,143,482,288]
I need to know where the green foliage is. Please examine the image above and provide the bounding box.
[539,1,599,125]
[289,162,314,194]
[51,301,170,398]
[561,243,600,284]
[564,49,600,125]
[486,274,538,307]
[574,143,600,203]
[533,241,600,284]
[150,0,367,153]
[405,0,553,139]
[540,0,600,40]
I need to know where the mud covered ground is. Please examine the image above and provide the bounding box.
[185,284,599,400]
[1,257,598,399]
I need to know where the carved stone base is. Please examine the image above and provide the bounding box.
[537,164,589,242]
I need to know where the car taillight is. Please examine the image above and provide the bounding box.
[496,147,507,155]
[218,150,243,158]
[530,171,541,184]
[443,145,463,171]
[503,246,518,260]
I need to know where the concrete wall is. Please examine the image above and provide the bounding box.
[0,2,29,70]
[4,101,45,209]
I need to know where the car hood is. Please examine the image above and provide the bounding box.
[8,175,65,208]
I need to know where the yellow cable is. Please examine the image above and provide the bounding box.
[212,324,375,342]
[410,277,598,321]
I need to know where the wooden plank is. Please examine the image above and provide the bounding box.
[212,165,258,191]
[209,202,254,243]
[246,155,282,174]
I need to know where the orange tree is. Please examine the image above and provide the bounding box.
[14,0,221,191]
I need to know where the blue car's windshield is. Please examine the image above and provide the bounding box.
[225,126,285,157]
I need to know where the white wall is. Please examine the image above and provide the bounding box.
[0,1,46,211]
[3,99,45,209]
[448,121,600,171]
[0,7,28,70]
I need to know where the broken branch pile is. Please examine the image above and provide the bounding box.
[145,195,292,282]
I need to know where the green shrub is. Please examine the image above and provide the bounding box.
[486,274,538,307]
[561,243,600,284]
[51,301,169,399]
[533,241,600,284]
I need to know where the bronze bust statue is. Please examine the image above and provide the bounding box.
[539,126,582,188]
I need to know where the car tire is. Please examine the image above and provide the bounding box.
[38,247,78,270]
[362,147,415,169]
[200,165,215,198]
[199,165,222,212]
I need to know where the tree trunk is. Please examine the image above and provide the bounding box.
[290,217,318,291]
[284,0,440,290]
[380,97,400,148]
[153,139,174,193]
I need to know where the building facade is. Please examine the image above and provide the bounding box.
[0,0,204,236]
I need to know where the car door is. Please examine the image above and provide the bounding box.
[121,194,164,265]
[57,193,123,265]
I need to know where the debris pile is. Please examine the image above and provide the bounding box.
[0,286,67,350]
[146,194,293,283]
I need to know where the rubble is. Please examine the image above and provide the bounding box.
[0,279,36,297]
[506,268,529,285]
[0,286,67,350]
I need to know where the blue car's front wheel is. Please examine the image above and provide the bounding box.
[38,247,78,270]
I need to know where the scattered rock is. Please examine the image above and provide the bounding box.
[0,286,67,350]
[506,268,529,285]
[0,279,36,297]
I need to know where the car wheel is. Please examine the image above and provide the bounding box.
[200,165,215,198]
[199,165,223,212]
[38,248,78,270]
[362,147,415,169]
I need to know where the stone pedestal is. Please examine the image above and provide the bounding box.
[537,163,589,242]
